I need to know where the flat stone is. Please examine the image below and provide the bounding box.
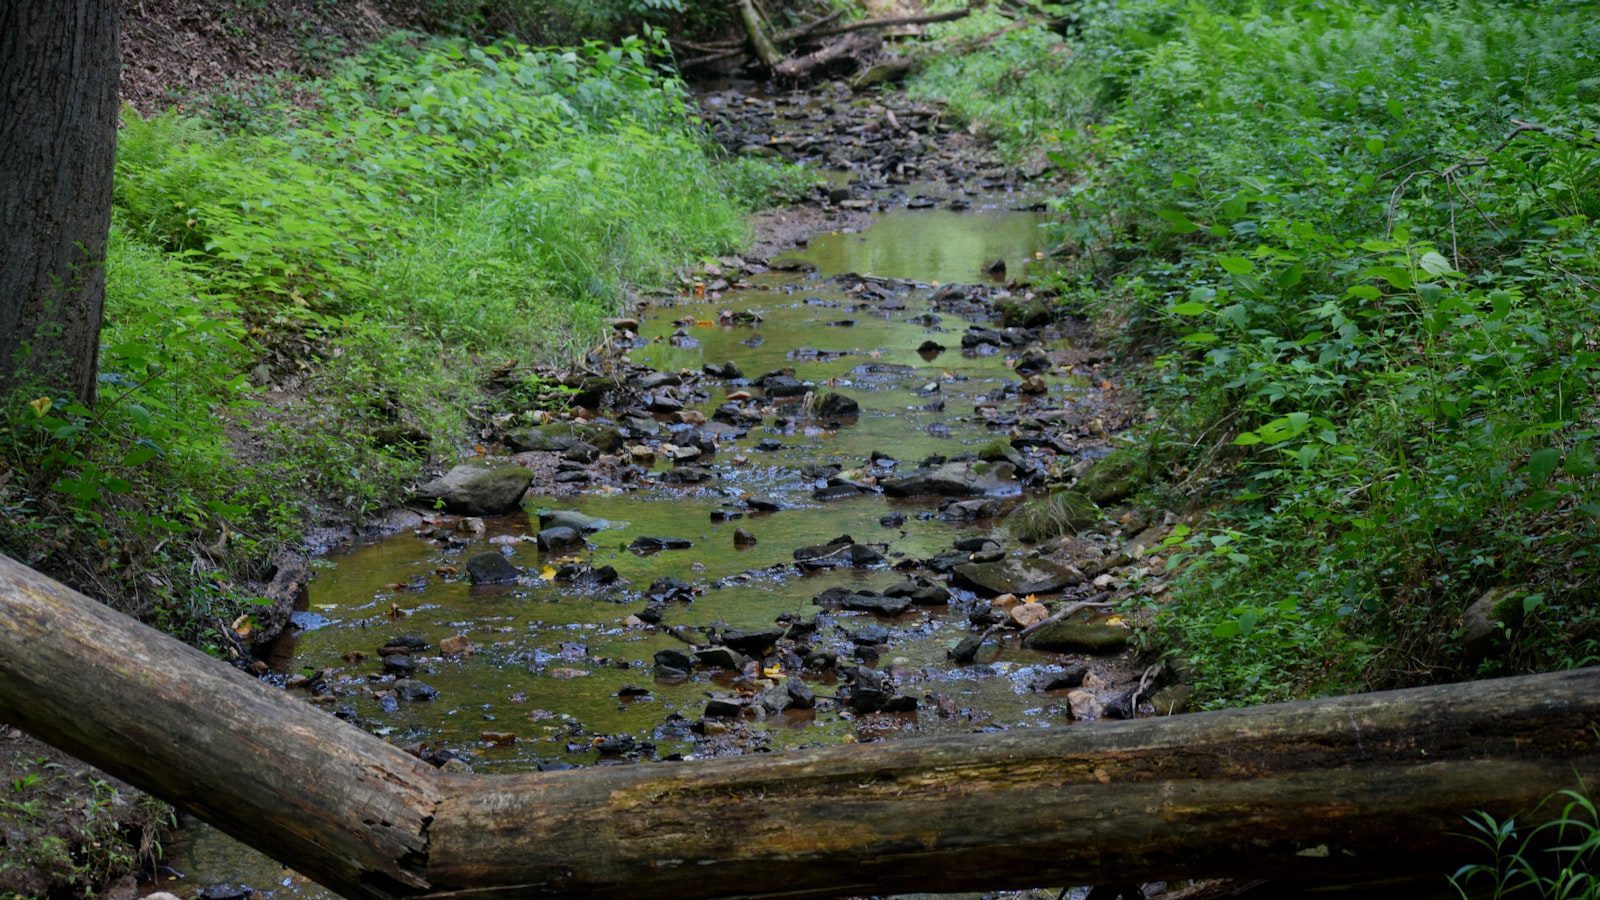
[536,526,583,551]
[414,464,532,515]
[539,510,609,534]
[882,460,1017,498]
[952,557,1081,596]
[1023,620,1132,653]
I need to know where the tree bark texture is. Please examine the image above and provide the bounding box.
[733,0,782,70]
[0,0,119,404]
[1,552,1597,899]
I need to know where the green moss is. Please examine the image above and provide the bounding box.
[1008,490,1101,543]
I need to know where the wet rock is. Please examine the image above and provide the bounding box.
[647,577,695,602]
[694,647,745,669]
[382,654,415,674]
[394,679,439,702]
[850,668,891,713]
[917,340,946,356]
[880,511,906,527]
[560,441,601,463]
[653,649,694,677]
[849,624,892,645]
[704,361,744,379]
[997,296,1055,328]
[414,464,532,515]
[794,535,884,569]
[539,510,608,534]
[760,375,810,397]
[755,438,784,451]
[196,886,252,900]
[734,527,758,546]
[1035,664,1089,692]
[380,634,429,655]
[884,578,951,605]
[1023,620,1131,653]
[466,551,520,585]
[508,422,622,453]
[786,677,816,709]
[536,526,583,552]
[630,536,693,553]
[704,697,745,718]
[1020,375,1048,395]
[1150,683,1194,715]
[722,628,785,655]
[953,557,1082,596]
[1014,347,1052,375]
[814,480,873,501]
[813,587,913,616]
[747,495,782,512]
[439,635,472,656]
[814,392,860,418]
[662,466,714,484]
[882,460,1017,498]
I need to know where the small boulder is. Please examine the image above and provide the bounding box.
[814,392,860,419]
[1023,619,1131,653]
[953,557,1082,596]
[414,464,532,515]
[466,551,519,585]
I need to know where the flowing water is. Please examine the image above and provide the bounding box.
[161,199,1105,897]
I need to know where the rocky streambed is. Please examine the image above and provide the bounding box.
[167,80,1191,899]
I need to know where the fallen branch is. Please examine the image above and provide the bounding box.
[810,8,973,40]
[774,31,882,82]
[734,0,782,70]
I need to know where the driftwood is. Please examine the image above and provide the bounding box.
[733,0,782,69]
[709,4,972,77]
[1,552,1598,899]
[774,31,883,82]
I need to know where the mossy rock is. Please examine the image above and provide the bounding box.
[1023,620,1131,653]
[1075,448,1146,505]
[1009,490,1101,543]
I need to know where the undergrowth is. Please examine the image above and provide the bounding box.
[1,29,797,648]
[914,0,1600,704]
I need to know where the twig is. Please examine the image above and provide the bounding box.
[1016,594,1115,641]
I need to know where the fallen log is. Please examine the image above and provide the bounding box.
[774,31,883,83]
[1,552,1597,899]
[809,7,973,39]
[733,0,782,70]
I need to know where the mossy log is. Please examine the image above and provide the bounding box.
[1,553,1597,899]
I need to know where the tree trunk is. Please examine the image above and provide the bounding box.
[733,0,782,70]
[1,552,1597,900]
[0,0,119,404]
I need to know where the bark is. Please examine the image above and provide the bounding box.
[774,32,883,83]
[809,7,973,39]
[733,0,781,70]
[0,0,120,404]
[2,552,1598,899]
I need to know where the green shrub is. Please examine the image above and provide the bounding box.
[924,0,1600,703]
[3,30,791,646]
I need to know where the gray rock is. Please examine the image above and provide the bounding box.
[630,536,693,553]
[815,392,860,418]
[794,536,884,569]
[882,460,1017,498]
[1023,620,1131,653]
[538,510,609,534]
[722,628,785,656]
[694,647,745,669]
[394,679,439,702]
[414,464,532,515]
[786,677,816,709]
[536,526,583,551]
[1458,586,1526,664]
[952,557,1082,596]
[466,551,519,585]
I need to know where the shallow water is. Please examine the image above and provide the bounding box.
[167,201,1093,896]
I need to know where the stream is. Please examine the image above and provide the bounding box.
[155,86,1150,899]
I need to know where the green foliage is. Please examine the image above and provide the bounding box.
[926,0,1600,703]
[2,30,786,646]
[1451,789,1600,899]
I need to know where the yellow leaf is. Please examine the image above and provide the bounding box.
[761,664,784,679]
[539,565,557,581]
[29,397,50,417]
[1023,593,1039,603]
[1106,615,1126,627]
